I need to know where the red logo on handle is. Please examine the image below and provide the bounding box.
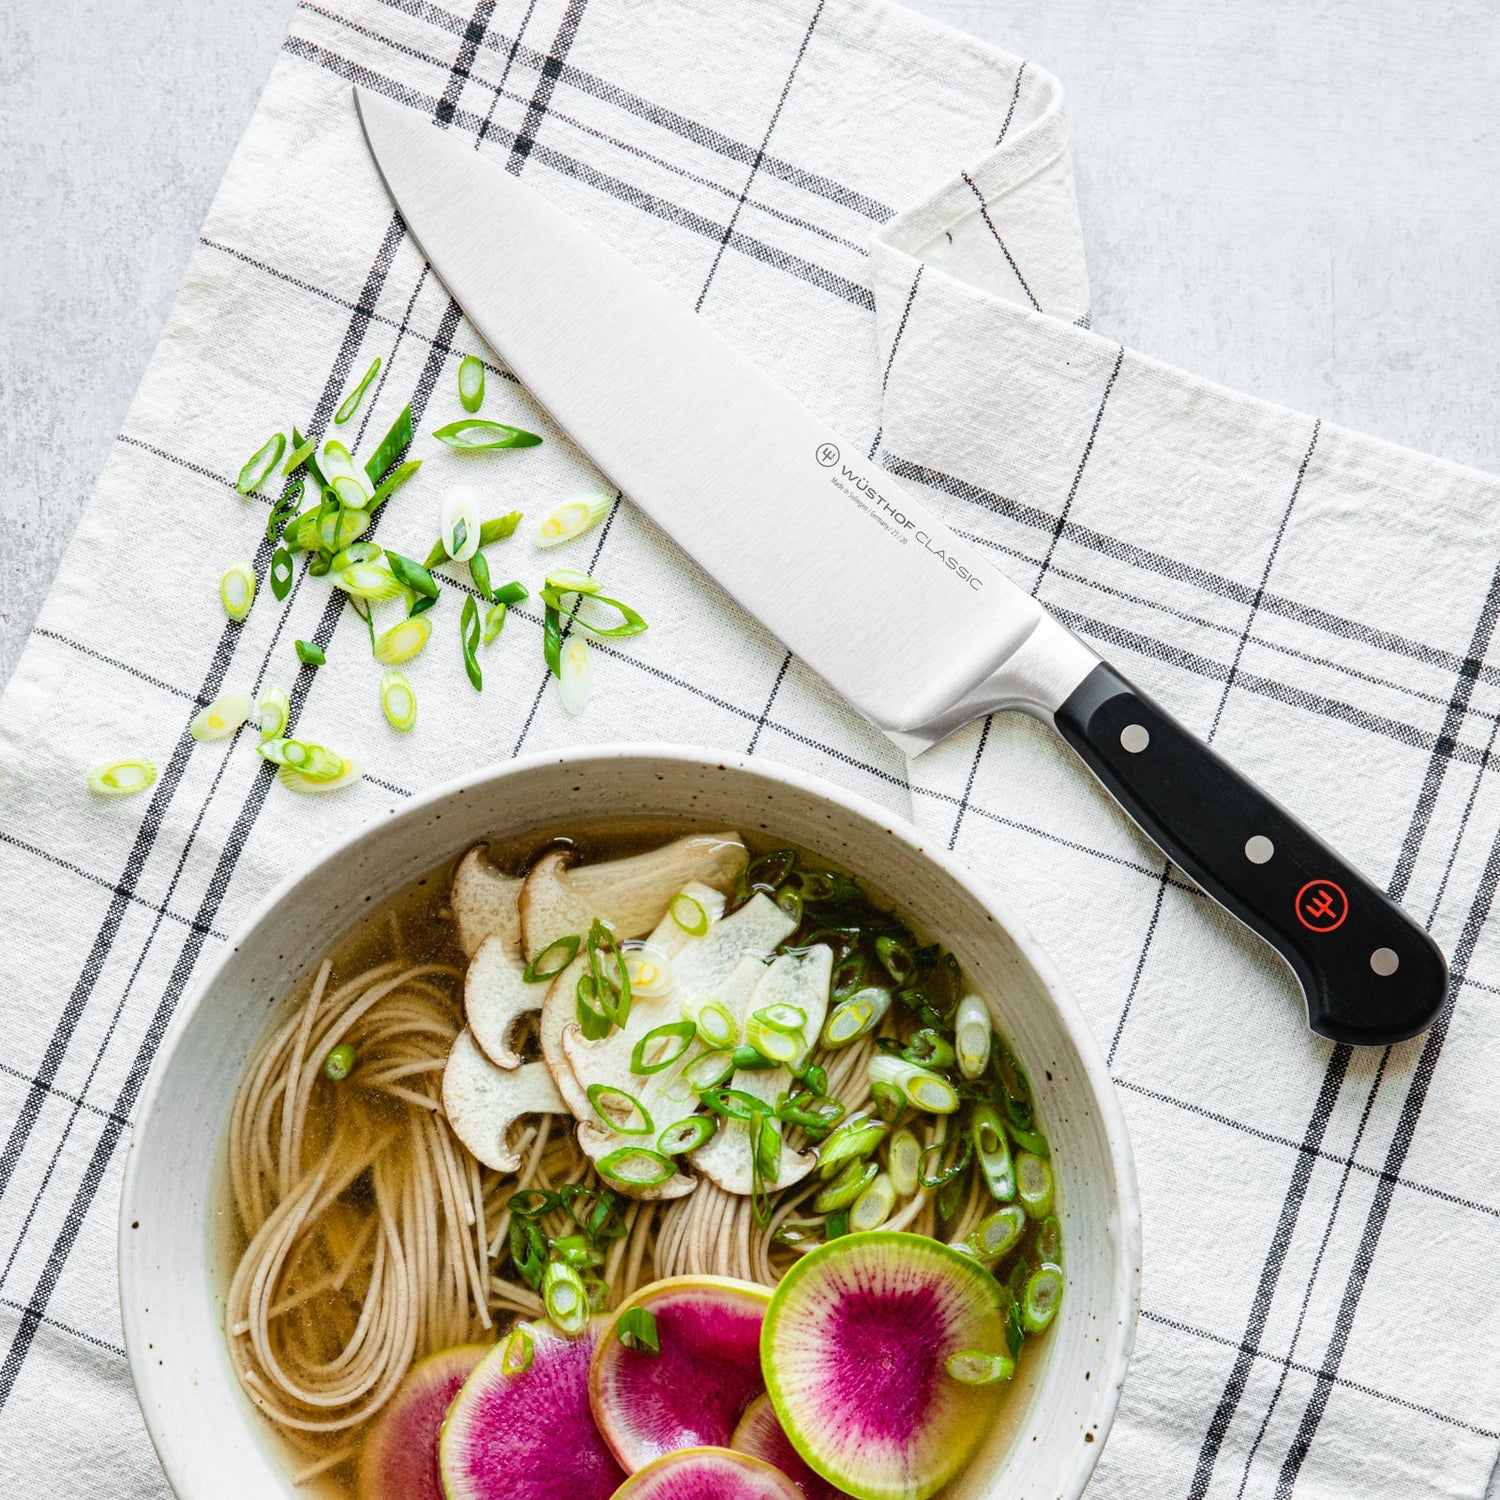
[1295,880,1348,933]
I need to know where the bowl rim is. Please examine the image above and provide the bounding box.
[119,741,1141,1498]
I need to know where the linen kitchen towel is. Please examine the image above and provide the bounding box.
[1,1,1496,1497]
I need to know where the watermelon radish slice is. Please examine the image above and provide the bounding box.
[591,1276,771,1471]
[611,1447,804,1500]
[358,1344,489,1500]
[760,1232,1009,1500]
[731,1394,852,1500]
[441,1319,625,1500]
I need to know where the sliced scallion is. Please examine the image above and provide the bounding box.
[887,1127,922,1197]
[904,1029,956,1069]
[954,994,992,1080]
[683,1049,735,1090]
[384,550,438,599]
[219,562,256,622]
[814,1158,878,1214]
[320,1043,354,1081]
[543,601,563,677]
[967,1203,1027,1263]
[697,1088,764,1122]
[732,1044,778,1072]
[871,1080,906,1124]
[557,634,591,714]
[817,1117,888,1179]
[458,355,485,412]
[543,587,648,640]
[681,995,737,1050]
[379,669,417,732]
[945,1350,1014,1385]
[1037,1214,1063,1264]
[875,935,917,985]
[545,568,601,594]
[432,418,542,450]
[744,1014,803,1065]
[821,986,891,1048]
[869,1054,959,1114]
[295,639,326,667]
[364,404,413,486]
[543,1259,589,1335]
[372,615,431,665]
[670,892,709,936]
[587,1084,653,1136]
[482,602,509,643]
[658,1115,716,1156]
[257,687,290,741]
[332,561,405,601]
[278,757,362,796]
[87,757,156,797]
[259,737,343,779]
[596,1146,674,1189]
[848,1171,897,1232]
[972,1103,1016,1201]
[755,1003,807,1034]
[1022,1264,1063,1334]
[441,488,481,561]
[331,542,381,571]
[534,491,611,548]
[500,1324,534,1376]
[469,549,494,601]
[752,1108,782,1185]
[493,578,529,605]
[283,437,316,477]
[318,438,368,506]
[616,1305,660,1355]
[460,595,482,691]
[523,935,580,983]
[191,690,253,743]
[334,356,380,425]
[631,1021,696,1076]
[1016,1151,1054,1218]
[238,433,285,495]
[267,486,304,541]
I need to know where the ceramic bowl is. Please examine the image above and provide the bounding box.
[120,744,1139,1498]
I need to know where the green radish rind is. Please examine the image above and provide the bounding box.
[761,1231,1009,1500]
[357,1343,488,1500]
[610,1446,804,1499]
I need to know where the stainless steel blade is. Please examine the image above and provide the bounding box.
[355,88,1097,751]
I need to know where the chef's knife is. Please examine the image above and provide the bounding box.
[354,87,1447,1047]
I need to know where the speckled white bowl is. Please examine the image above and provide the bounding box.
[120,744,1139,1499]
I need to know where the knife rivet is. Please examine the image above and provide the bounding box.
[1120,724,1150,754]
[1370,947,1400,977]
[1244,835,1275,865]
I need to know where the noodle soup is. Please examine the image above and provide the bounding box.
[221,823,1064,1500]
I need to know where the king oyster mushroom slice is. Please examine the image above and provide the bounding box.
[464,935,535,1070]
[442,1028,564,1173]
[690,945,835,1195]
[519,832,747,960]
[451,845,524,960]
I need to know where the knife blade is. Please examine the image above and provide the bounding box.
[354,86,1448,1047]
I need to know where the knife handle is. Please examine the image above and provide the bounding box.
[1054,662,1449,1046]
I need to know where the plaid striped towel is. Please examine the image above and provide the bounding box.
[1,1,1497,1496]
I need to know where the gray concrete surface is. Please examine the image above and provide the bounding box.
[3,0,1500,692]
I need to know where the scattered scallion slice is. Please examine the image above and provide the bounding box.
[945,1350,1014,1385]
[616,1305,660,1357]
[259,737,343,779]
[219,562,256,622]
[295,639,326,667]
[470,548,494,601]
[657,1115,716,1155]
[1016,1151,1054,1218]
[669,892,709,936]
[967,1203,1027,1262]
[848,1171,897,1232]
[257,687,290,740]
[190,690,253,743]
[813,1158,878,1214]
[904,1029,956,1070]
[1021,1264,1063,1334]
[869,1054,959,1114]
[543,1260,589,1335]
[630,1020,696,1076]
[384,549,438,599]
[543,601,563,677]
[744,1014,803,1065]
[333,356,380,424]
[954,993,992,1080]
[441,487,481,561]
[681,995,737,1050]
[379,669,417,732]
[534,491,610,548]
[493,579,529,605]
[732,1044,777,1072]
[267,486,304,541]
[887,1127,922,1197]
[318,438,369,507]
[332,561,405,601]
[586,1084,653,1136]
[482,603,508,643]
[545,568,601,594]
[364,404,413,485]
[460,595,482,691]
[87,757,156,797]
[500,1324,534,1376]
[755,1003,807,1034]
[277,756,362,795]
[557,634,591,714]
[524,934,581,982]
[596,1146,674,1189]
[543,588,648,640]
[372,615,431,665]
[433,417,542,450]
[458,355,485,412]
[283,436,316,476]
[698,1088,765,1122]
[323,1042,355,1080]
[331,541,381,571]
[972,1105,1016,1202]
[817,1118,888,1179]
[821,986,891,1048]
[682,1049,735,1091]
[237,433,285,495]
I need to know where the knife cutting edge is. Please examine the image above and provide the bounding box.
[353,86,1448,1047]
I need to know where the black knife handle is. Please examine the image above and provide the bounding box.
[1054,662,1448,1046]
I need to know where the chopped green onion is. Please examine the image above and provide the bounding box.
[743,1014,803,1065]
[995,1041,1036,1131]
[460,595,483,692]
[849,1171,897,1232]
[945,1350,1014,1385]
[887,1127,922,1197]
[904,1029,956,1070]
[332,561,405,601]
[545,568,601,594]
[509,1219,547,1289]
[369,459,421,510]
[257,687,290,741]
[87,757,156,797]
[1004,1291,1025,1358]
[869,1054,959,1114]
[441,487,481,561]
[797,1062,828,1097]
[596,1146,674,1189]
[732,1044,778,1072]
[775,887,803,923]
[818,1117,888,1179]
[523,935,581,983]
[1021,1263,1063,1334]
[458,355,485,412]
[322,1042,355,1080]
[543,1259,589,1335]
[919,1135,972,1191]
[670,893,709,936]
[219,562,256,622]
[318,439,370,508]
[1037,1214,1063,1265]
[825,1210,851,1241]
[755,1003,807,1034]
[683,1049,735,1090]
[364,404,413,485]
[587,1083,653,1136]
[331,542,381,571]
[534,491,610,548]
[372,615,431,665]
[551,1234,602,1269]
[776,1094,843,1133]
[295,639,326,667]
[820,986,891,1048]
[814,1158,878,1214]
[1006,1119,1051,1158]
[870,1080,906,1123]
[479,513,523,547]
[237,433,285,494]
[318,506,370,552]
[379,669,417,732]
[771,1224,816,1248]
[267,487,304,541]
[681,995,737,1050]
[259,737,344,780]
[1016,1152,1054,1218]
[470,549,494,601]
[432,418,542,450]
[954,994,992,1080]
[875,935,917,985]
[658,1115,716,1155]
[967,1203,1027,1263]
[500,1324,534,1376]
[557,634,591,715]
[584,919,633,1029]
[482,603,509,643]
[494,579,529,605]
[334,356,381,424]
[190,690,253,743]
[384,549,438,599]
[631,1021,697,1076]
[283,437,316,476]
[697,1088,764,1122]
[752,1108,782,1185]
[616,1305,660,1355]
[542,587,649,640]
[409,591,439,618]
[507,1188,559,1219]
[543,601,563,677]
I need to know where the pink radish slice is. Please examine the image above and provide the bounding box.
[591,1276,771,1471]
[441,1319,625,1500]
[612,1447,804,1499]
[358,1344,488,1500]
[732,1394,851,1500]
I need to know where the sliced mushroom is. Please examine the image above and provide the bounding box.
[442,1028,563,1173]
[539,951,593,1119]
[464,935,537,1070]
[519,832,747,960]
[668,891,797,1003]
[691,946,834,1195]
[451,845,523,959]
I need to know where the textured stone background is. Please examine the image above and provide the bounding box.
[3,0,1499,690]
